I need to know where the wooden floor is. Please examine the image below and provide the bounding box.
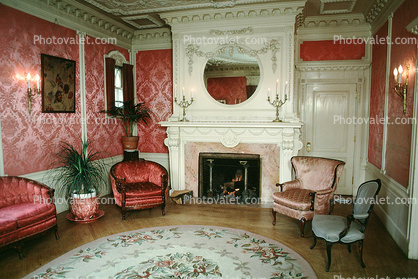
[1,199,417,279]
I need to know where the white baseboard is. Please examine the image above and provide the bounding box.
[365,162,409,255]
[19,153,169,214]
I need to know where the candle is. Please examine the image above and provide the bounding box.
[174,84,177,98]
[276,79,279,97]
[398,65,403,83]
[35,74,40,90]
[27,73,31,88]
[191,88,194,99]
[268,88,271,99]
[285,81,288,99]
[393,68,398,83]
[182,87,185,97]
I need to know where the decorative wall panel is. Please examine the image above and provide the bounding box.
[136,49,172,154]
[84,36,129,156]
[368,22,388,170]
[385,0,417,187]
[300,40,365,61]
[0,5,80,176]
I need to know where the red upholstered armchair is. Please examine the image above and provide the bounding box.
[272,156,345,237]
[110,160,169,220]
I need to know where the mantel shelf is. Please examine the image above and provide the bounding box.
[159,121,303,129]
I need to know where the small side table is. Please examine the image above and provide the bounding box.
[123,151,144,161]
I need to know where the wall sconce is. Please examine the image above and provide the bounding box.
[26,73,41,115]
[393,65,409,114]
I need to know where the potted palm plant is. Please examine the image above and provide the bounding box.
[49,139,108,221]
[101,100,151,151]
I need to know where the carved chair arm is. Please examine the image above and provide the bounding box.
[276,179,302,192]
[339,214,355,240]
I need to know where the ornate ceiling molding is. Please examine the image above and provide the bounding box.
[122,15,165,30]
[365,0,404,34]
[82,0,283,16]
[406,17,418,35]
[319,0,356,15]
[301,13,366,29]
[159,2,306,26]
[365,0,389,24]
[132,27,172,51]
[2,0,135,48]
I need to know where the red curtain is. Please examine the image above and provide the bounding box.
[122,63,134,102]
[105,57,115,108]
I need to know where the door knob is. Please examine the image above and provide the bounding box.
[306,141,311,153]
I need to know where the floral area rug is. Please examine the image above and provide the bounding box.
[25,225,317,279]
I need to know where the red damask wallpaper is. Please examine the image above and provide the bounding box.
[300,40,365,61]
[206,77,247,105]
[84,36,129,156]
[384,0,417,187]
[368,22,388,170]
[136,49,173,154]
[0,5,81,176]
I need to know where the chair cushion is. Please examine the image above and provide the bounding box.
[272,189,314,211]
[124,182,162,198]
[312,214,364,243]
[0,203,56,229]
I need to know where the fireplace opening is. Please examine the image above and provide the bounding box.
[198,153,260,203]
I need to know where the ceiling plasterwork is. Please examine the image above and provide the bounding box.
[319,0,357,15]
[82,0,279,16]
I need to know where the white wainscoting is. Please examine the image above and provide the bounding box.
[19,153,169,214]
[365,162,409,255]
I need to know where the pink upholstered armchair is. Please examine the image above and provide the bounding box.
[272,156,345,237]
[110,160,169,220]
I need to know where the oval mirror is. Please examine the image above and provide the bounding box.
[204,48,260,105]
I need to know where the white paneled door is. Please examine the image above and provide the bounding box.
[303,83,356,195]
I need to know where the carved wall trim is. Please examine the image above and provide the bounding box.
[104,50,128,66]
[159,2,306,26]
[132,27,172,51]
[296,63,371,72]
[185,40,280,75]
[406,17,418,35]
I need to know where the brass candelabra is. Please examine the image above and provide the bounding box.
[268,93,287,122]
[26,73,41,115]
[175,94,194,122]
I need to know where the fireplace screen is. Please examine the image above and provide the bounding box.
[199,153,260,203]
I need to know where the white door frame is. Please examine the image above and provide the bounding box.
[296,70,369,196]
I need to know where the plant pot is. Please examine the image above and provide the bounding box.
[121,136,139,151]
[70,193,99,220]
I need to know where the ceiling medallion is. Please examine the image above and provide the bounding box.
[122,15,164,29]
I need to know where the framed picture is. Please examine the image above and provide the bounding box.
[41,54,76,113]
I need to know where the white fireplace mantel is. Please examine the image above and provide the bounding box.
[160,120,303,199]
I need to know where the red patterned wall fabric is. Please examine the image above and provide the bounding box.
[385,0,417,187]
[206,77,247,105]
[368,22,388,170]
[136,49,173,154]
[300,40,365,61]
[0,5,81,176]
[84,36,129,156]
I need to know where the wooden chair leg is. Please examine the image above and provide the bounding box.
[310,234,317,249]
[122,209,126,220]
[347,244,351,253]
[54,226,60,240]
[14,244,24,260]
[300,218,307,237]
[359,240,366,268]
[325,241,334,272]
[272,209,276,225]
[162,204,166,216]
